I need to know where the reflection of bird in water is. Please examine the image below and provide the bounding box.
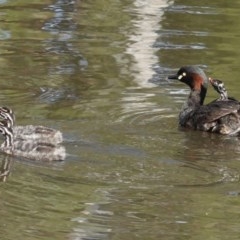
[0,106,63,145]
[0,156,12,182]
[0,120,66,161]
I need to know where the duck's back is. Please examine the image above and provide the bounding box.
[183,100,240,134]
[13,125,63,144]
[13,139,66,161]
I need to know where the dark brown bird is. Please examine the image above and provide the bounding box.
[168,66,240,135]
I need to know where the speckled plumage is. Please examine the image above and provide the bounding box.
[209,78,228,100]
[0,121,66,161]
[0,107,63,145]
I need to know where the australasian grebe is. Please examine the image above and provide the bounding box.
[209,77,239,102]
[0,120,66,161]
[0,106,63,145]
[209,78,228,100]
[168,66,240,135]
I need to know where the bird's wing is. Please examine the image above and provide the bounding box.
[193,100,240,123]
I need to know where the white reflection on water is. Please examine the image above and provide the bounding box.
[42,0,87,76]
[116,0,172,124]
[125,0,171,88]
[116,91,174,124]
[70,190,113,240]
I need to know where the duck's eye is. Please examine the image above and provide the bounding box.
[178,72,187,80]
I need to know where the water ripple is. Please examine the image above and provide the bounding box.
[154,42,206,50]
[114,89,174,124]
[36,87,78,103]
[167,5,217,15]
[116,105,173,125]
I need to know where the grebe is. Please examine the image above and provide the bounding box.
[0,106,63,145]
[0,120,66,161]
[209,78,228,100]
[168,66,240,135]
[209,77,239,102]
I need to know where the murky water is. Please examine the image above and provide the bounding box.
[1,0,240,239]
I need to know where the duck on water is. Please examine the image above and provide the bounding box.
[168,66,240,135]
[0,120,66,161]
[0,106,63,145]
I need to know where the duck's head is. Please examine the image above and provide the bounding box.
[168,66,208,105]
[209,78,226,94]
[209,77,228,100]
[168,66,208,91]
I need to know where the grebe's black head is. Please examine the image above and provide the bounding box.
[168,66,209,105]
[168,66,208,90]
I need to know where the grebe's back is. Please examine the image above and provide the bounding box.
[0,120,66,161]
[0,106,63,145]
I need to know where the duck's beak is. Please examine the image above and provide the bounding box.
[168,74,178,80]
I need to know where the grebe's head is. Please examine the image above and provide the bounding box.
[168,66,208,91]
[168,66,209,105]
[209,78,227,97]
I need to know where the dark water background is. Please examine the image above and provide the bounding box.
[1,0,240,239]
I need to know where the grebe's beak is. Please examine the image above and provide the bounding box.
[168,74,178,80]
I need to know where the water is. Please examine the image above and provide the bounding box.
[0,0,240,239]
